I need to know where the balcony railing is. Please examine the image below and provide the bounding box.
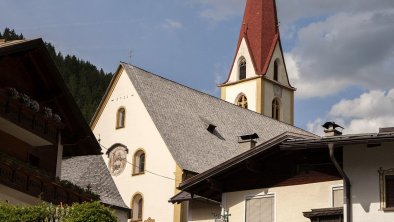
[0,152,99,205]
[0,88,64,143]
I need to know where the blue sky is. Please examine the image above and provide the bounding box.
[2,0,394,134]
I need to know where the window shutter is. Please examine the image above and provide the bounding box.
[333,188,344,207]
[246,196,274,222]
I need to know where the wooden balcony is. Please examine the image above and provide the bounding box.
[0,88,63,144]
[0,155,99,205]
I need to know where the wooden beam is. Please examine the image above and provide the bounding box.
[206,178,222,192]
[245,160,263,174]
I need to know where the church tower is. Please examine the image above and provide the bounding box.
[219,0,295,125]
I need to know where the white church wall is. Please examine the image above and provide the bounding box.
[262,43,294,125]
[228,38,257,82]
[224,80,257,112]
[93,67,177,222]
[264,43,291,87]
[263,80,293,125]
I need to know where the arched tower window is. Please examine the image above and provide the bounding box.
[133,150,145,175]
[236,94,248,109]
[116,107,126,129]
[239,57,246,80]
[131,193,143,221]
[273,59,279,81]
[272,98,280,120]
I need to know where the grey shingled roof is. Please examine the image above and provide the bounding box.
[61,155,129,210]
[122,63,316,173]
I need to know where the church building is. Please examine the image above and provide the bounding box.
[90,0,311,221]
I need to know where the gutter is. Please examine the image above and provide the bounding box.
[328,143,351,222]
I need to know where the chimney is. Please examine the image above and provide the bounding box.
[322,122,343,136]
[238,133,259,150]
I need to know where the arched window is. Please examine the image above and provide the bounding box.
[272,98,280,120]
[116,107,126,129]
[131,193,143,221]
[133,150,145,175]
[239,57,246,80]
[236,94,248,109]
[273,59,279,81]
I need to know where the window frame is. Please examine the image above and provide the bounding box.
[273,59,279,81]
[244,193,276,222]
[379,167,394,210]
[116,107,126,129]
[272,98,280,120]
[239,57,247,80]
[331,185,344,208]
[236,93,248,109]
[132,149,146,176]
[131,193,144,221]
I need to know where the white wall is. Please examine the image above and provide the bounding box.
[225,81,257,112]
[344,142,394,222]
[264,43,291,87]
[189,200,221,222]
[263,80,293,124]
[113,208,130,222]
[263,43,293,124]
[222,180,342,222]
[93,68,177,222]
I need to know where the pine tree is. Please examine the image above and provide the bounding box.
[1,28,112,122]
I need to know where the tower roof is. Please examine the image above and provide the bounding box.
[233,0,279,76]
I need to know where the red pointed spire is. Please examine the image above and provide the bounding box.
[234,0,279,76]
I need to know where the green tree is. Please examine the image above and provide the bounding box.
[1,28,112,122]
[0,201,118,222]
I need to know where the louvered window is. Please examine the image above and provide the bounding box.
[245,195,274,222]
[332,186,344,207]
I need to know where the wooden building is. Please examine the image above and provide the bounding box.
[0,38,101,205]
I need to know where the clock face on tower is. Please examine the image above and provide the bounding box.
[108,146,127,176]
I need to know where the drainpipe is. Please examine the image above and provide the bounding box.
[55,132,63,178]
[328,143,351,222]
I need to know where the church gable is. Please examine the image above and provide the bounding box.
[91,66,176,176]
[91,65,178,221]
[264,42,293,88]
[227,37,258,83]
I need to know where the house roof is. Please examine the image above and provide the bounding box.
[179,132,341,201]
[168,191,217,204]
[91,63,316,173]
[61,155,129,211]
[0,39,101,156]
[303,207,343,219]
[280,131,394,150]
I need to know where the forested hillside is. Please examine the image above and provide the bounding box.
[0,28,112,122]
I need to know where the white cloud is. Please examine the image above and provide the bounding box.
[191,0,245,22]
[287,9,394,98]
[308,89,394,135]
[161,19,183,29]
[203,62,227,96]
[191,0,394,100]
